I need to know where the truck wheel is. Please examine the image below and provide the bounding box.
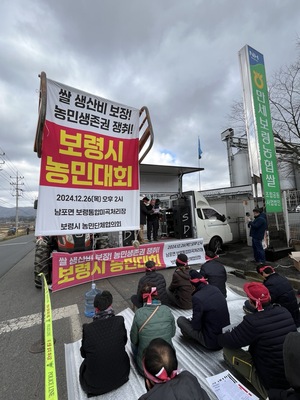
[34,242,52,288]
[209,236,223,253]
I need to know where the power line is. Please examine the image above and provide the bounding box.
[0,146,38,207]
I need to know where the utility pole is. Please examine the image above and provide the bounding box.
[10,172,24,232]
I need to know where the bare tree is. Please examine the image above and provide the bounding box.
[269,62,300,163]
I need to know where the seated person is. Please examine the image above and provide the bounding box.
[218,282,297,400]
[79,290,130,397]
[257,265,299,327]
[130,284,175,375]
[131,260,169,309]
[268,332,300,400]
[167,253,193,309]
[138,338,210,400]
[200,250,227,297]
[177,270,230,350]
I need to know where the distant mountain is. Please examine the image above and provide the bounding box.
[0,206,36,219]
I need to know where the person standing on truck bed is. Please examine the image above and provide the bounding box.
[147,199,161,242]
[139,197,150,244]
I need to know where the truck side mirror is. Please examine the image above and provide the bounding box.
[219,214,226,222]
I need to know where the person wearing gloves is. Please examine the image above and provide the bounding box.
[177,269,230,350]
[138,338,210,400]
[79,290,130,397]
[130,284,175,375]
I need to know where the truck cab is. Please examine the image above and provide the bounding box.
[168,190,232,252]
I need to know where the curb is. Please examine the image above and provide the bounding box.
[231,269,300,292]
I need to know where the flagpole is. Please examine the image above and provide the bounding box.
[198,156,201,191]
[198,136,202,191]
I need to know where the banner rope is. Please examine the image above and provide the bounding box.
[40,273,58,400]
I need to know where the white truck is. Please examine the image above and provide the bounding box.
[166,190,232,252]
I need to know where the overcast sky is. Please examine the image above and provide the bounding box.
[1,0,300,208]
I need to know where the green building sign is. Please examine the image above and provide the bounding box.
[239,45,282,213]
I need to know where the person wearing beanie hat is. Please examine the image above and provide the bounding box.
[218,281,297,400]
[200,250,227,297]
[167,253,194,309]
[248,207,267,264]
[256,265,300,327]
[79,290,130,396]
[268,332,300,399]
[177,269,230,350]
[130,283,175,375]
[130,260,169,309]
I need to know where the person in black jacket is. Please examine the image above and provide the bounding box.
[138,338,210,400]
[131,260,169,309]
[146,198,161,242]
[218,282,297,400]
[177,270,230,350]
[268,332,300,400]
[138,197,150,244]
[257,265,300,327]
[79,291,130,397]
[200,250,227,297]
[248,207,267,264]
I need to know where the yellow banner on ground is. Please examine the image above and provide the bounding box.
[41,274,58,400]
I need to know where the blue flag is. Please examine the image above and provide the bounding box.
[198,137,203,159]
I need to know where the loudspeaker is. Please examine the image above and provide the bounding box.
[172,199,192,239]
[122,231,135,246]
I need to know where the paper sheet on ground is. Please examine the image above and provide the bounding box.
[206,370,259,400]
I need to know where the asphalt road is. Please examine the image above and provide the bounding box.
[0,233,36,278]
[0,242,248,400]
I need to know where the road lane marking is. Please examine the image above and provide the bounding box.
[0,304,80,335]
[0,241,35,246]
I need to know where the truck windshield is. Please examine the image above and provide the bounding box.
[202,208,224,221]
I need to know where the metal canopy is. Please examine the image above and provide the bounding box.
[140,164,204,176]
[139,164,204,194]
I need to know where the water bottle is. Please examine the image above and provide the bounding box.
[84,283,102,318]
